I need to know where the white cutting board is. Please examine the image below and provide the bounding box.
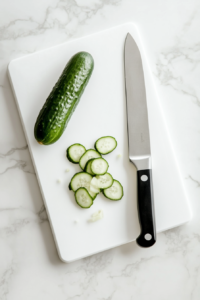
[8,23,192,262]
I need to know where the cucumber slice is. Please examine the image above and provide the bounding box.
[88,190,96,200]
[90,185,100,194]
[91,158,109,175]
[84,158,95,175]
[92,194,97,200]
[90,173,113,189]
[69,182,72,190]
[95,136,117,155]
[79,149,101,170]
[67,143,86,163]
[75,188,93,208]
[70,172,96,199]
[103,179,123,200]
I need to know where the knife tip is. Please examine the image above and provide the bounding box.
[126,32,132,40]
[125,33,133,45]
[125,33,138,51]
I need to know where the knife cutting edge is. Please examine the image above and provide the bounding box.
[124,33,156,247]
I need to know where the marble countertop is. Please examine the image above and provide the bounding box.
[1,0,200,299]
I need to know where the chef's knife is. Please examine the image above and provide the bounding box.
[124,33,156,247]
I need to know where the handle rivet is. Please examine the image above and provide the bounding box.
[141,175,148,181]
[145,233,152,241]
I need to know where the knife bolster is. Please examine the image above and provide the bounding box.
[130,156,151,171]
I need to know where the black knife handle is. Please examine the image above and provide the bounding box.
[136,169,156,247]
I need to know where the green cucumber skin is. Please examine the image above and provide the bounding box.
[67,154,76,164]
[69,171,97,200]
[84,158,95,175]
[91,157,109,175]
[66,143,86,164]
[34,52,94,145]
[92,194,97,200]
[70,171,89,191]
[94,136,117,154]
[79,149,101,170]
[75,188,93,209]
[95,173,114,189]
[102,179,124,201]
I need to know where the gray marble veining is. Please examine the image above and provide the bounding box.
[0,0,200,299]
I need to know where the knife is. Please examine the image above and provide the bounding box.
[124,33,156,247]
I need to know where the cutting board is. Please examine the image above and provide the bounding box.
[8,23,192,262]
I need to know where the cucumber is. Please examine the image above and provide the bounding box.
[90,185,100,194]
[103,179,123,200]
[95,136,117,154]
[92,194,97,200]
[90,173,113,189]
[75,188,93,208]
[34,52,94,145]
[91,158,109,175]
[79,149,101,170]
[70,172,96,199]
[84,158,95,175]
[67,143,86,163]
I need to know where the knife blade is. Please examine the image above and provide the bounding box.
[124,33,156,247]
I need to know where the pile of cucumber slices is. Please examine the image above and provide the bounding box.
[67,136,123,208]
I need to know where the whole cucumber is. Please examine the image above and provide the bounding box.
[34,52,94,145]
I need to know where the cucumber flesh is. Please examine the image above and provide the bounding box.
[84,158,95,175]
[90,185,100,194]
[95,136,117,155]
[70,172,96,199]
[92,194,97,200]
[103,179,123,200]
[89,210,104,222]
[67,143,86,163]
[79,149,101,170]
[91,158,109,175]
[90,173,113,189]
[75,188,93,208]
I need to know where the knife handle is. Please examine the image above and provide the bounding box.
[136,169,156,247]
